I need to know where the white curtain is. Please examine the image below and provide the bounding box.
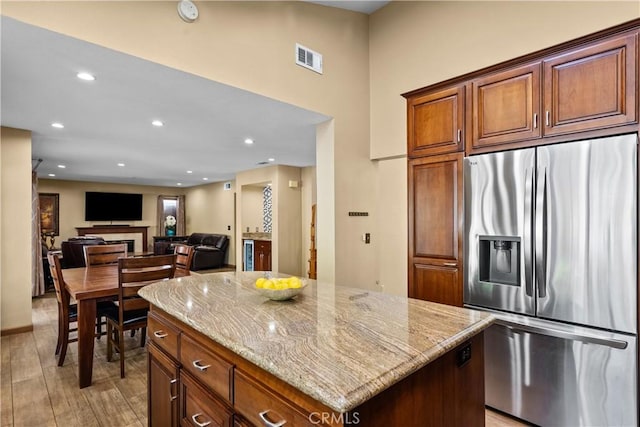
[32,171,45,296]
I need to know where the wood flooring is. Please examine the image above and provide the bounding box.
[1,294,528,427]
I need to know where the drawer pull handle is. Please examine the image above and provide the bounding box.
[191,413,211,427]
[259,410,286,427]
[153,331,168,339]
[443,262,457,267]
[192,360,211,371]
[169,378,178,401]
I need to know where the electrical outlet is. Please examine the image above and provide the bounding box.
[365,233,370,244]
[227,225,231,231]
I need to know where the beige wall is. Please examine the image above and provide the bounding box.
[241,185,266,234]
[274,166,302,276]
[37,179,184,251]
[368,1,640,296]
[1,127,33,331]
[235,165,305,276]
[185,180,236,265]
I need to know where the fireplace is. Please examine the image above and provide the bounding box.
[106,239,135,252]
[76,226,149,252]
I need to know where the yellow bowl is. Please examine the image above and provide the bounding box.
[256,281,308,301]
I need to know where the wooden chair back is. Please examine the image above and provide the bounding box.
[117,254,176,312]
[174,244,194,276]
[47,252,69,307]
[84,243,128,266]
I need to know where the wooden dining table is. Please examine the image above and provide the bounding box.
[62,264,188,388]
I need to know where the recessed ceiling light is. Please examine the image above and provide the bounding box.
[48,173,56,177]
[244,138,254,145]
[51,122,64,129]
[186,170,193,174]
[202,177,209,181]
[152,120,164,127]
[57,164,66,169]
[117,163,125,167]
[177,183,182,186]
[268,158,275,162]
[76,72,96,81]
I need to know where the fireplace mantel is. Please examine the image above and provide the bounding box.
[76,225,149,251]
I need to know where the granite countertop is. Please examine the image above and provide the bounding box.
[139,272,493,413]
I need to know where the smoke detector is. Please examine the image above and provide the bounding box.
[178,0,198,23]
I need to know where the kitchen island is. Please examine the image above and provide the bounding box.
[139,272,493,427]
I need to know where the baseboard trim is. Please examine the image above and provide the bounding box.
[1,324,34,336]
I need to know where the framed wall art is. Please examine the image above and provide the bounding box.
[39,193,59,236]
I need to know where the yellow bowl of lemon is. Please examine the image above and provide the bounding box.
[254,276,307,301]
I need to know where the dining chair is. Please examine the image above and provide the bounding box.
[106,254,176,378]
[47,252,116,366]
[84,243,128,266]
[83,243,128,338]
[173,244,194,276]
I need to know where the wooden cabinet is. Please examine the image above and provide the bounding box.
[472,62,542,149]
[254,240,271,271]
[408,84,465,157]
[543,32,637,136]
[408,153,463,306]
[471,32,637,152]
[148,343,180,427]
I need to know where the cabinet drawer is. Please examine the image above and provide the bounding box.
[234,370,315,427]
[181,333,234,403]
[148,311,180,360]
[181,371,233,427]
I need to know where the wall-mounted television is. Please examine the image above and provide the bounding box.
[85,192,143,221]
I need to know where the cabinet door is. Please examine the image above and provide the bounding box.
[472,63,541,149]
[408,85,465,157]
[543,32,637,136]
[254,241,272,271]
[410,264,461,306]
[408,153,463,306]
[148,343,180,427]
[408,153,463,262]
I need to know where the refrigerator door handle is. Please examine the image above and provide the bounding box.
[523,167,534,297]
[535,167,547,298]
[495,319,629,350]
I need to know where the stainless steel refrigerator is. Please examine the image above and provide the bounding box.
[464,134,638,426]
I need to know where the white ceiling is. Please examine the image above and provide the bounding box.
[1,16,330,188]
[306,1,390,14]
[1,1,390,188]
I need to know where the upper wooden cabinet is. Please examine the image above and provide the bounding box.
[472,63,542,149]
[408,85,465,157]
[543,32,637,136]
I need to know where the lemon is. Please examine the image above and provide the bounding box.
[263,279,276,289]
[274,280,287,290]
[289,277,302,288]
[255,278,266,289]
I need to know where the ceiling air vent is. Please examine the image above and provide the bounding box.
[296,43,323,74]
